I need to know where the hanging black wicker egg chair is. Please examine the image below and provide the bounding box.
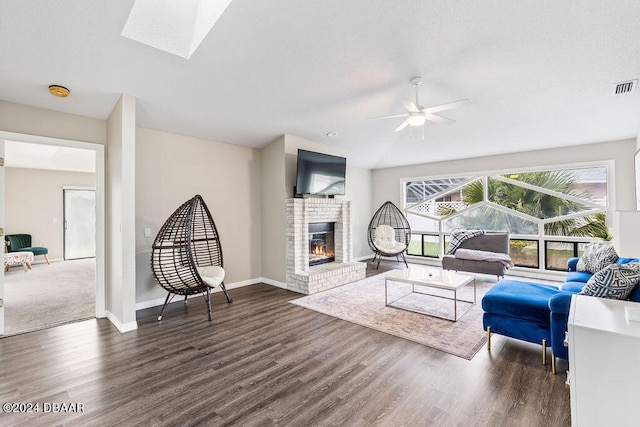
[151,194,232,321]
[367,201,411,269]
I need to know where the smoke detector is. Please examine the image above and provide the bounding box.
[49,85,70,98]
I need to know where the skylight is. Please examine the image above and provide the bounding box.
[121,0,233,59]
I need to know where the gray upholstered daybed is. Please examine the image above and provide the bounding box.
[441,232,511,278]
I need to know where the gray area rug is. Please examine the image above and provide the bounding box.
[3,258,95,337]
[291,268,494,360]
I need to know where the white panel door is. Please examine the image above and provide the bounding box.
[64,189,96,260]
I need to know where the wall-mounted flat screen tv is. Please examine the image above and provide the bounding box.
[295,149,346,197]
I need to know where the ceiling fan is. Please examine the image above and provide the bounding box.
[369,77,470,139]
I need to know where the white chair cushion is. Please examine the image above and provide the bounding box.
[196,266,225,288]
[373,225,406,254]
[375,224,395,239]
[374,240,407,253]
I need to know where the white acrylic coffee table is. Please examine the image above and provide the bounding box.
[384,268,476,321]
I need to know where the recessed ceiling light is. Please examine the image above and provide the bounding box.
[49,85,70,98]
[326,131,337,137]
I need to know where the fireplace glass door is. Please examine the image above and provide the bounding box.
[309,222,335,266]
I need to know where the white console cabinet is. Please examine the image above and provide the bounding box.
[567,294,640,427]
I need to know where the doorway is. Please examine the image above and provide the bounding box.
[64,189,96,260]
[0,135,105,336]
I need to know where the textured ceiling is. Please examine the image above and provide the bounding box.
[1,0,639,169]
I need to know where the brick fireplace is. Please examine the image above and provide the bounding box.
[286,198,366,294]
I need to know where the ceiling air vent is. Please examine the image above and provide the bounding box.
[613,79,637,95]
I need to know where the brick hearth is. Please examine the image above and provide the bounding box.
[286,198,366,294]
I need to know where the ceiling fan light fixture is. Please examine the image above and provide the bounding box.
[407,114,426,126]
[49,85,70,98]
[368,76,469,135]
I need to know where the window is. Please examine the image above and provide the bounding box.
[510,239,539,268]
[407,233,439,257]
[403,166,608,271]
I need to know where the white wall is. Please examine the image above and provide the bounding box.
[260,136,286,285]
[0,101,107,145]
[372,139,637,213]
[106,94,137,330]
[135,127,263,304]
[346,165,373,258]
[5,167,95,260]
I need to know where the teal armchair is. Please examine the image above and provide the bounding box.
[5,234,50,264]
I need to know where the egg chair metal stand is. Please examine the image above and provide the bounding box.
[151,194,232,321]
[367,201,412,269]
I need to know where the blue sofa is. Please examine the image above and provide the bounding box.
[549,256,640,362]
[482,256,639,374]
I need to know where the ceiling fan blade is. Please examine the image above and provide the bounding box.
[424,113,455,124]
[394,118,412,132]
[402,100,421,113]
[366,113,410,120]
[422,99,470,114]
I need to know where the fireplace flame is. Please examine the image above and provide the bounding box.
[312,245,326,255]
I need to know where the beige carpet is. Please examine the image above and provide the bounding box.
[2,258,96,337]
[290,269,494,360]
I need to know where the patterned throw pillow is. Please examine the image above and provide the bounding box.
[576,243,619,274]
[579,263,640,300]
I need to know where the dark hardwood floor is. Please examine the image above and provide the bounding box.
[0,261,571,426]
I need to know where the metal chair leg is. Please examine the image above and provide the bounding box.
[401,252,408,268]
[158,293,174,321]
[220,282,233,303]
[542,339,547,365]
[204,288,213,321]
[551,353,557,375]
[487,326,491,351]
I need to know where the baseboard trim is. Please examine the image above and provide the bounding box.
[352,255,374,262]
[136,296,174,311]
[256,277,287,289]
[31,258,63,265]
[106,311,138,333]
[135,277,286,311]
